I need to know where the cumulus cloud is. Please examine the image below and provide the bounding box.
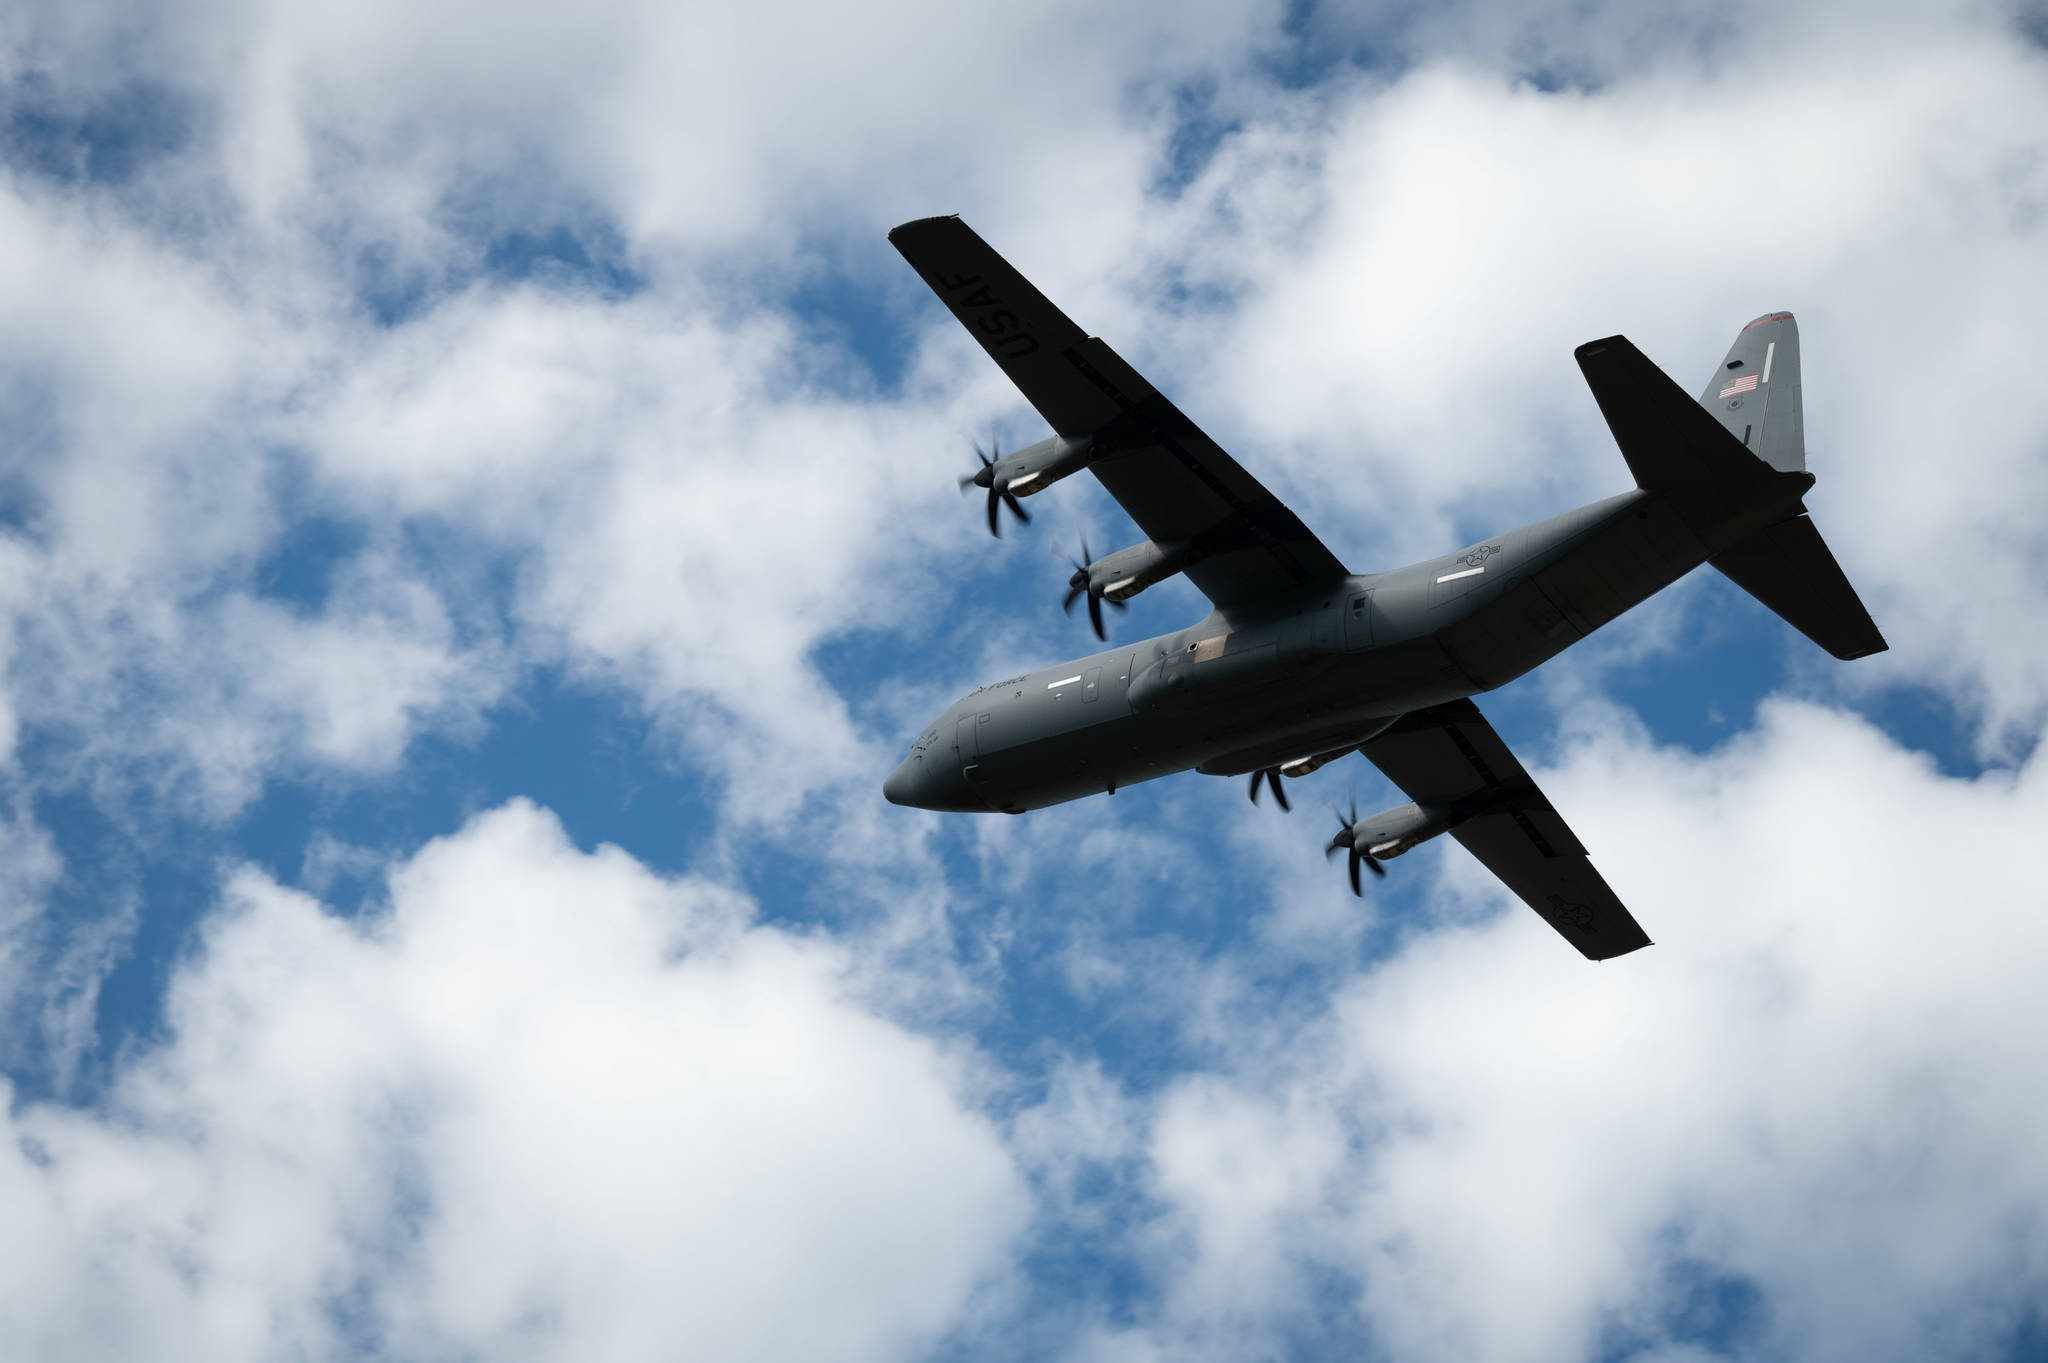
[1105,702,2048,1362]
[0,801,1028,1362]
[0,166,499,815]
[8,0,2033,820]
[2,0,2046,1358]
[0,0,1291,826]
[295,285,981,813]
[1116,17,2048,742]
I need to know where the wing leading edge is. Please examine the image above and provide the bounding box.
[1362,701,1652,960]
[889,215,1347,611]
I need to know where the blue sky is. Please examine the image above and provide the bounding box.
[2,2,2047,1360]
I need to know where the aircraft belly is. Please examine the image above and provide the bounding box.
[1531,497,1708,639]
[1428,495,1712,689]
[948,494,1724,816]
[975,708,1183,812]
[1436,578,1584,691]
[958,498,1722,813]
[971,640,1472,813]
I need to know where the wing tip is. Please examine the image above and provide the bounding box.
[1573,334,1634,366]
[886,214,963,242]
[1586,934,1654,962]
[1831,634,1890,661]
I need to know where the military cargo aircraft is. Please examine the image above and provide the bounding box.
[881,216,1886,959]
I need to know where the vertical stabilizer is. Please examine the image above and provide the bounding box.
[1579,316,1887,662]
[1701,312,1803,473]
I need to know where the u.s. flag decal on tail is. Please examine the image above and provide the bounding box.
[1719,373,1760,398]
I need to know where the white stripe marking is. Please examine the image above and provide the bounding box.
[1762,341,1776,384]
[1435,566,1485,584]
[1048,675,1082,689]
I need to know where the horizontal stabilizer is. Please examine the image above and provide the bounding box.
[1712,515,1889,660]
[1577,335,1776,493]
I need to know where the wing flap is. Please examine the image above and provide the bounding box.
[1363,701,1652,961]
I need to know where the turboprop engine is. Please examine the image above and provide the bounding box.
[1061,536,1196,641]
[964,434,1096,535]
[1074,538,1190,603]
[1325,800,1460,894]
[1350,801,1458,858]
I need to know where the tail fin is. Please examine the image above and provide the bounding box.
[1697,313,1885,659]
[1701,312,1803,473]
[1576,315,1887,661]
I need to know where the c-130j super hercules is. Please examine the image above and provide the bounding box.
[882,217,1887,960]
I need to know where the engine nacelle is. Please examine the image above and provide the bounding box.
[992,434,1095,497]
[1351,802,1458,860]
[1083,539,1192,602]
[1278,746,1352,779]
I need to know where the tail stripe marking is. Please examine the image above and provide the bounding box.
[1763,341,1776,384]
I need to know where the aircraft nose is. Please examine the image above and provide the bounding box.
[884,754,991,812]
[883,757,922,807]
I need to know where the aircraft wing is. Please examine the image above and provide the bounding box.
[1361,700,1653,960]
[889,216,1348,610]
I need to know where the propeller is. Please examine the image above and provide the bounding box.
[1324,799,1386,896]
[960,437,1031,537]
[1059,535,1129,641]
[1247,766,1291,812]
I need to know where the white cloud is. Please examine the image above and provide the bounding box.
[0,0,1293,823]
[0,798,74,1072]
[3,0,2048,1358]
[2,0,2039,822]
[0,801,1028,1362]
[11,0,2035,822]
[1115,700,2048,1361]
[0,173,501,817]
[1097,15,2048,740]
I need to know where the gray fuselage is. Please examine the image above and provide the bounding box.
[884,472,1809,814]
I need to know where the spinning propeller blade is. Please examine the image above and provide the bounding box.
[1247,767,1291,812]
[1323,800,1383,896]
[963,438,1030,537]
[1060,535,1128,641]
